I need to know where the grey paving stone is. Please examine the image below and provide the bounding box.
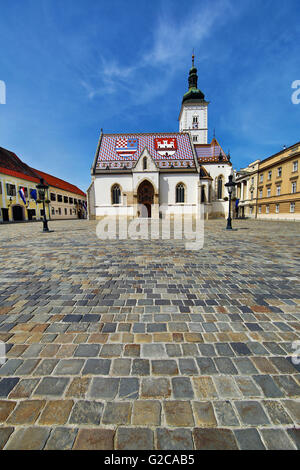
[196,358,218,375]
[213,401,240,426]
[166,344,182,357]
[233,357,259,375]
[193,428,238,450]
[0,378,19,397]
[263,400,294,425]
[260,428,296,450]
[234,400,270,425]
[0,427,14,450]
[178,358,198,375]
[54,359,84,376]
[119,378,139,399]
[132,359,150,376]
[213,377,242,398]
[34,377,69,397]
[273,375,300,397]
[100,344,123,357]
[45,427,78,450]
[152,360,178,376]
[286,428,300,450]
[82,358,111,375]
[141,344,167,358]
[116,427,154,450]
[253,374,284,398]
[0,359,23,376]
[89,377,120,399]
[5,426,51,450]
[215,343,235,357]
[156,428,194,450]
[215,357,239,375]
[230,342,252,356]
[234,428,266,450]
[33,359,59,376]
[172,377,194,399]
[69,400,103,425]
[74,344,101,357]
[111,358,131,376]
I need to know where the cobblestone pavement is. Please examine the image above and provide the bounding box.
[0,219,299,450]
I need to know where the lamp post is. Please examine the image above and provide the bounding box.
[36,178,50,232]
[225,174,236,230]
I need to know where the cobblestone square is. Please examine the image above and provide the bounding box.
[0,219,299,450]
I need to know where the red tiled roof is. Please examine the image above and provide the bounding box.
[0,147,40,182]
[0,146,86,197]
[0,166,40,183]
[32,168,86,197]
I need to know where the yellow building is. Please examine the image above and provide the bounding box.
[257,142,300,220]
[0,146,87,223]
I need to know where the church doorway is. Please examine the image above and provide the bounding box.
[137,180,154,218]
[12,205,24,221]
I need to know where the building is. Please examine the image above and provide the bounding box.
[235,160,260,218]
[256,142,300,220]
[0,146,87,223]
[88,57,232,220]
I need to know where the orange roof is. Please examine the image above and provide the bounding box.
[0,166,40,183]
[32,168,86,197]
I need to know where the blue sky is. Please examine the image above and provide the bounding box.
[0,0,299,191]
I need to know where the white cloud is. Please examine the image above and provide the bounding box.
[81,0,234,105]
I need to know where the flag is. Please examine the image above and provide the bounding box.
[19,187,26,205]
[235,198,240,208]
[30,189,37,201]
[83,201,87,212]
[115,138,138,158]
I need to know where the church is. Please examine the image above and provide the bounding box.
[87,57,233,220]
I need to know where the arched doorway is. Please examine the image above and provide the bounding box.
[12,205,24,221]
[137,180,154,218]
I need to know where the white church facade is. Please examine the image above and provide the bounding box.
[88,57,233,220]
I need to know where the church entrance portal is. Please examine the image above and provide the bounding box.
[137,180,154,218]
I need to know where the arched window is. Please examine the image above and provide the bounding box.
[176,183,185,203]
[143,157,147,170]
[112,184,121,205]
[217,176,223,199]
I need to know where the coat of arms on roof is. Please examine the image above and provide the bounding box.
[154,137,178,157]
[115,138,138,158]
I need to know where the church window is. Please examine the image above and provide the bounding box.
[143,157,147,170]
[176,183,185,203]
[193,135,198,142]
[217,176,223,199]
[112,184,121,205]
[192,116,198,129]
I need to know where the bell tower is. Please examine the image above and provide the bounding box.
[179,54,209,144]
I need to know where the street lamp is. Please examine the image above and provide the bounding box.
[36,178,50,232]
[225,174,236,230]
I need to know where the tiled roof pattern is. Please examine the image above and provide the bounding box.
[195,139,228,163]
[96,133,196,169]
[32,169,86,197]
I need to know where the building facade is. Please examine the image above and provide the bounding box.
[0,147,87,223]
[235,160,260,218]
[88,58,233,220]
[234,142,300,220]
[256,142,300,220]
